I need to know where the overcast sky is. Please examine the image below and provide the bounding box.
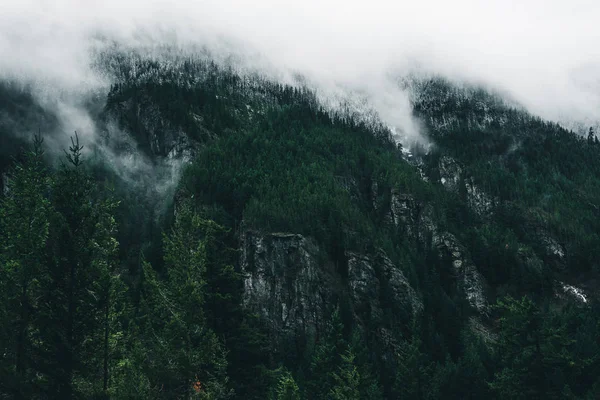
[1,0,599,138]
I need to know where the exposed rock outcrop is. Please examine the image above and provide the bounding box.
[438,156,497,217]
[241,230,423,356]
[556,281,588,305]
[520,211,566,267]
[240,231,333,352]
[465,178,494,217]
[417,206,490,316]
[439,156,462,193]
[432,232,489,315]
[241,166,498,351]
[106,96,203,158]
[347,250,423,325]
[468,317,498,344]
[347,252,382,322]
[134,100,199,158]
[377,251,424,316]
[538,233,566,261]
[390,190,420,238]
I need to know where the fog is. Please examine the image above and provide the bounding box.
[1,0,599,145]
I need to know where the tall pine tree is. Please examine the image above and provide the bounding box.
[124,203,232,399]
[0,135,51,398]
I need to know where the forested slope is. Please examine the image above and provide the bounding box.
[1,53,599,399]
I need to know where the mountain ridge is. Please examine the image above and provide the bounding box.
[1,49,599,399]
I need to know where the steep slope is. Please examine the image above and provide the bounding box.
[412,77,600,296]
[1,53,599,398]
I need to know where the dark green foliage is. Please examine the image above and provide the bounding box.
[490,296,598,399]
[392,322,431,399]
[305,308,347,399]
[272,370,301,400]
[115,205,232,399]
[2,62,600,399]
[181,91,432,257]
[0,135,121,399]
[416,77,600,279]
[0,136,51,398]
[329,349,361,400]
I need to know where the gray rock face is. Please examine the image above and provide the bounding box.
[240,231,332,350]
[557,281,588,304]
[371,180,399,228]
[347,251,423,324]
[416,204,437,244]
[437,156,497,217]
[433,232,489,315]
[417,206,490,316]
[240,174,495,349]
[465,178,494,217]
[522,215,566,266]
[241,230,422,355]
[136,101,198,158]
[538,232,565,260]
[347,252,382,322]
[108,97,202,158]
[468,316,498,343]
[390,190,420,237]
[376,251,424,316]
[371,181,381,212]
[439,156,462,193]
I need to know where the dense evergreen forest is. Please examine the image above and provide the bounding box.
[1,52,600,399]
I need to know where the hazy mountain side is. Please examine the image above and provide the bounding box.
[2,62,597,304]
[175,70,600,397]
[0,82,58,160]
[100,55,320,157]
[1,58,600,398]
[0,83,59,199]
[404,78,600,290]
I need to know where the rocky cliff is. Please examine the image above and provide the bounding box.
[240,230,423,359]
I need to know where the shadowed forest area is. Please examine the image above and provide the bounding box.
[1,57,600,399]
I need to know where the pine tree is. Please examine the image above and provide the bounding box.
[349,331,384,400]
[587,127,595,145]
[273,370,300,400]
[306,307,346,400]
[0,135,51,398]
[129,203,232,399]
[393,320,431,399]
[40,133,122,398]
[109,262,157,398]
[89,189,121,397]
[329,349,361,400]
[489,296,577,399]
[0,134,123,399]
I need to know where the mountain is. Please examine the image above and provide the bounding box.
[1,49,599,399]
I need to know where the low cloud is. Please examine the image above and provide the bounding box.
[1,0,599,145]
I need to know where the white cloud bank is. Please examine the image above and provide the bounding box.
[1,0,599,141]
